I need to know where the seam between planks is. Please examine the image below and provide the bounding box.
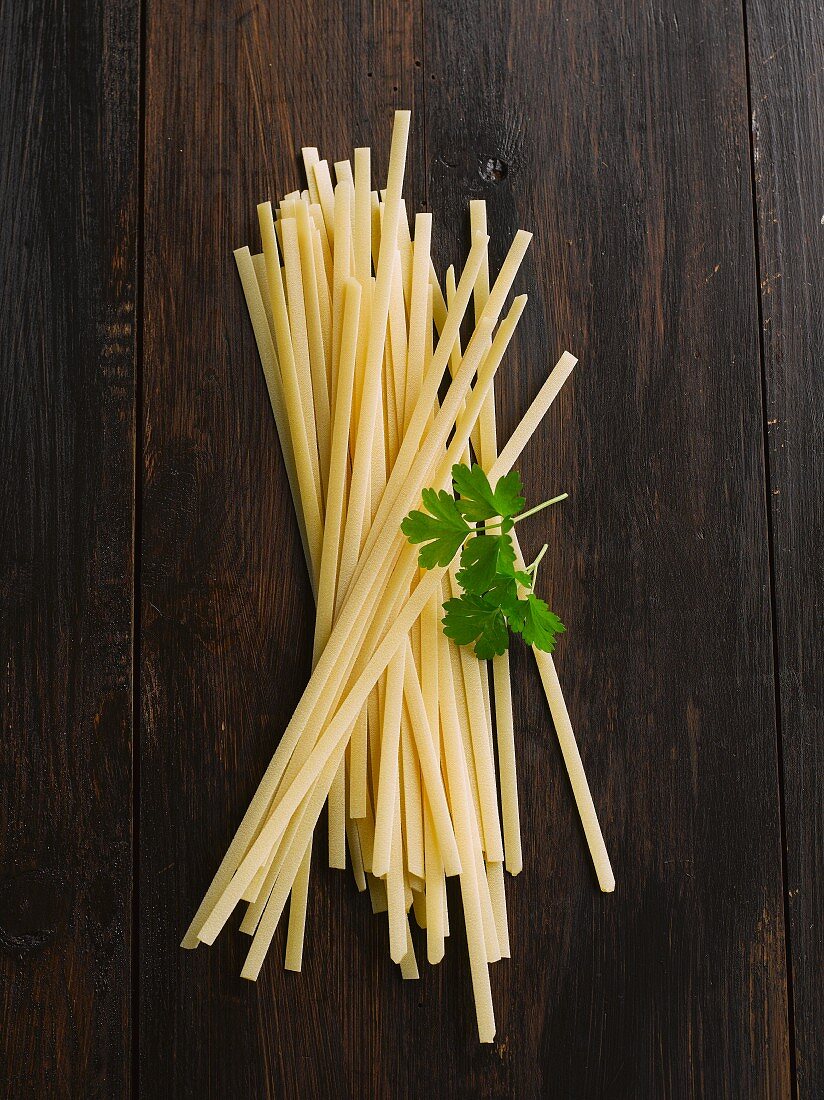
[740,2,798,1095]
[132,0,149,1095]
[420,0,428,212]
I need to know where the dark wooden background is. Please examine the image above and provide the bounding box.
[1,0,820,1096]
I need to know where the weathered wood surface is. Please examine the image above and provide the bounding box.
[3,0,817,1095]
[0,0,139,1096]
[747,1,824,1095]
[423,1,790,1095]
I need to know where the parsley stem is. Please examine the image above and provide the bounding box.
[513,492,568,523]
[481,492,568,532]
[526,542,548,581]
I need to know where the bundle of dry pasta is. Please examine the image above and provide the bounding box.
[183,111,613,1042]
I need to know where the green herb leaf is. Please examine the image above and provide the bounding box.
[401,488,470,568]
[451,464,525,522]
[456,533,517,594]
[442,595,511,659]
[483,574,522,609]
[401,464,568,658]
[515,593,566,652]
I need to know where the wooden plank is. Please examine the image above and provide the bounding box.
[422,0,792,1095]
[140,1,423,1095]
[0,0,138,1095]
[746,2,824,1095]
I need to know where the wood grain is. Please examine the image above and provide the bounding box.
[139,0,800,1093]
[0,0,802,1094]
[0,0,139,1096]
[746,2,824,1095]
[423,0,791,1095]
[139,1,424,1096]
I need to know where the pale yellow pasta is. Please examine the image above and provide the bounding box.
[489,351,577,482]
[395,196,414,311]
[423,793,445,963]
[254,206,323,580]
[345,814,367,892]
[493,648,521,875]
[189,141,608,1045]
[237,248,311,585]
[398,920,419,979]
[264,295,524,848]
[312,159,336,245]
[469,200,496,459]
[447,568,503,861]
[387,782,407,961]
[486,861,511,957]
[370,190,381,270]
[344,114,410,600]
[358,231,519,570]
[250,251,277,344]
[348,703,369,819]
[400,702,425,879]
[448,629,484,843]
[474,838,501,963]
[240,741,345,979]
[353,148,372,288]
[281,216,323,506]
[368,675,384,803]
[356,792,376,873]
[511,530,616,893]
[429,261,448,334]
[404,213,432,430]
[301,147,321,204]
[238,780,316,935]
[330,181,354,410]
[445,265,483,502]
[314,278,361,663]
[185,292,529,949]
[388,249,408,439]
[315,290,358,870]
[328,759,347,870]
[437,627,496,1042]
[295,201,332,498]
[372,646,404,877]
[334,159,353,185]
[284,841,313,970]
[383,338,399,464]
[311,203,334,300]
[311,220,333,385]
[366,871,387,914]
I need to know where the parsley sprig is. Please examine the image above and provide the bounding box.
[401,464,567,659]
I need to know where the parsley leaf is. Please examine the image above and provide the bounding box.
[401,463,569,658]
[512,593,566,652]
[452,464,525,522]
[456,533,516,593]
[483,574,522,610]
[442,595,510,659]
[401,487,470,568]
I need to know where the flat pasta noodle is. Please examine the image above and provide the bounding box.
[399,695,425,880]
[188,293,528,949]
[254,206,323,580]
[187,114,613,1048]
[281,215,324,508]
[312,160,336,241]
[295,200,332,498]
[301,147,321,204]
[372,646,405,877]
[237,248,312,585]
